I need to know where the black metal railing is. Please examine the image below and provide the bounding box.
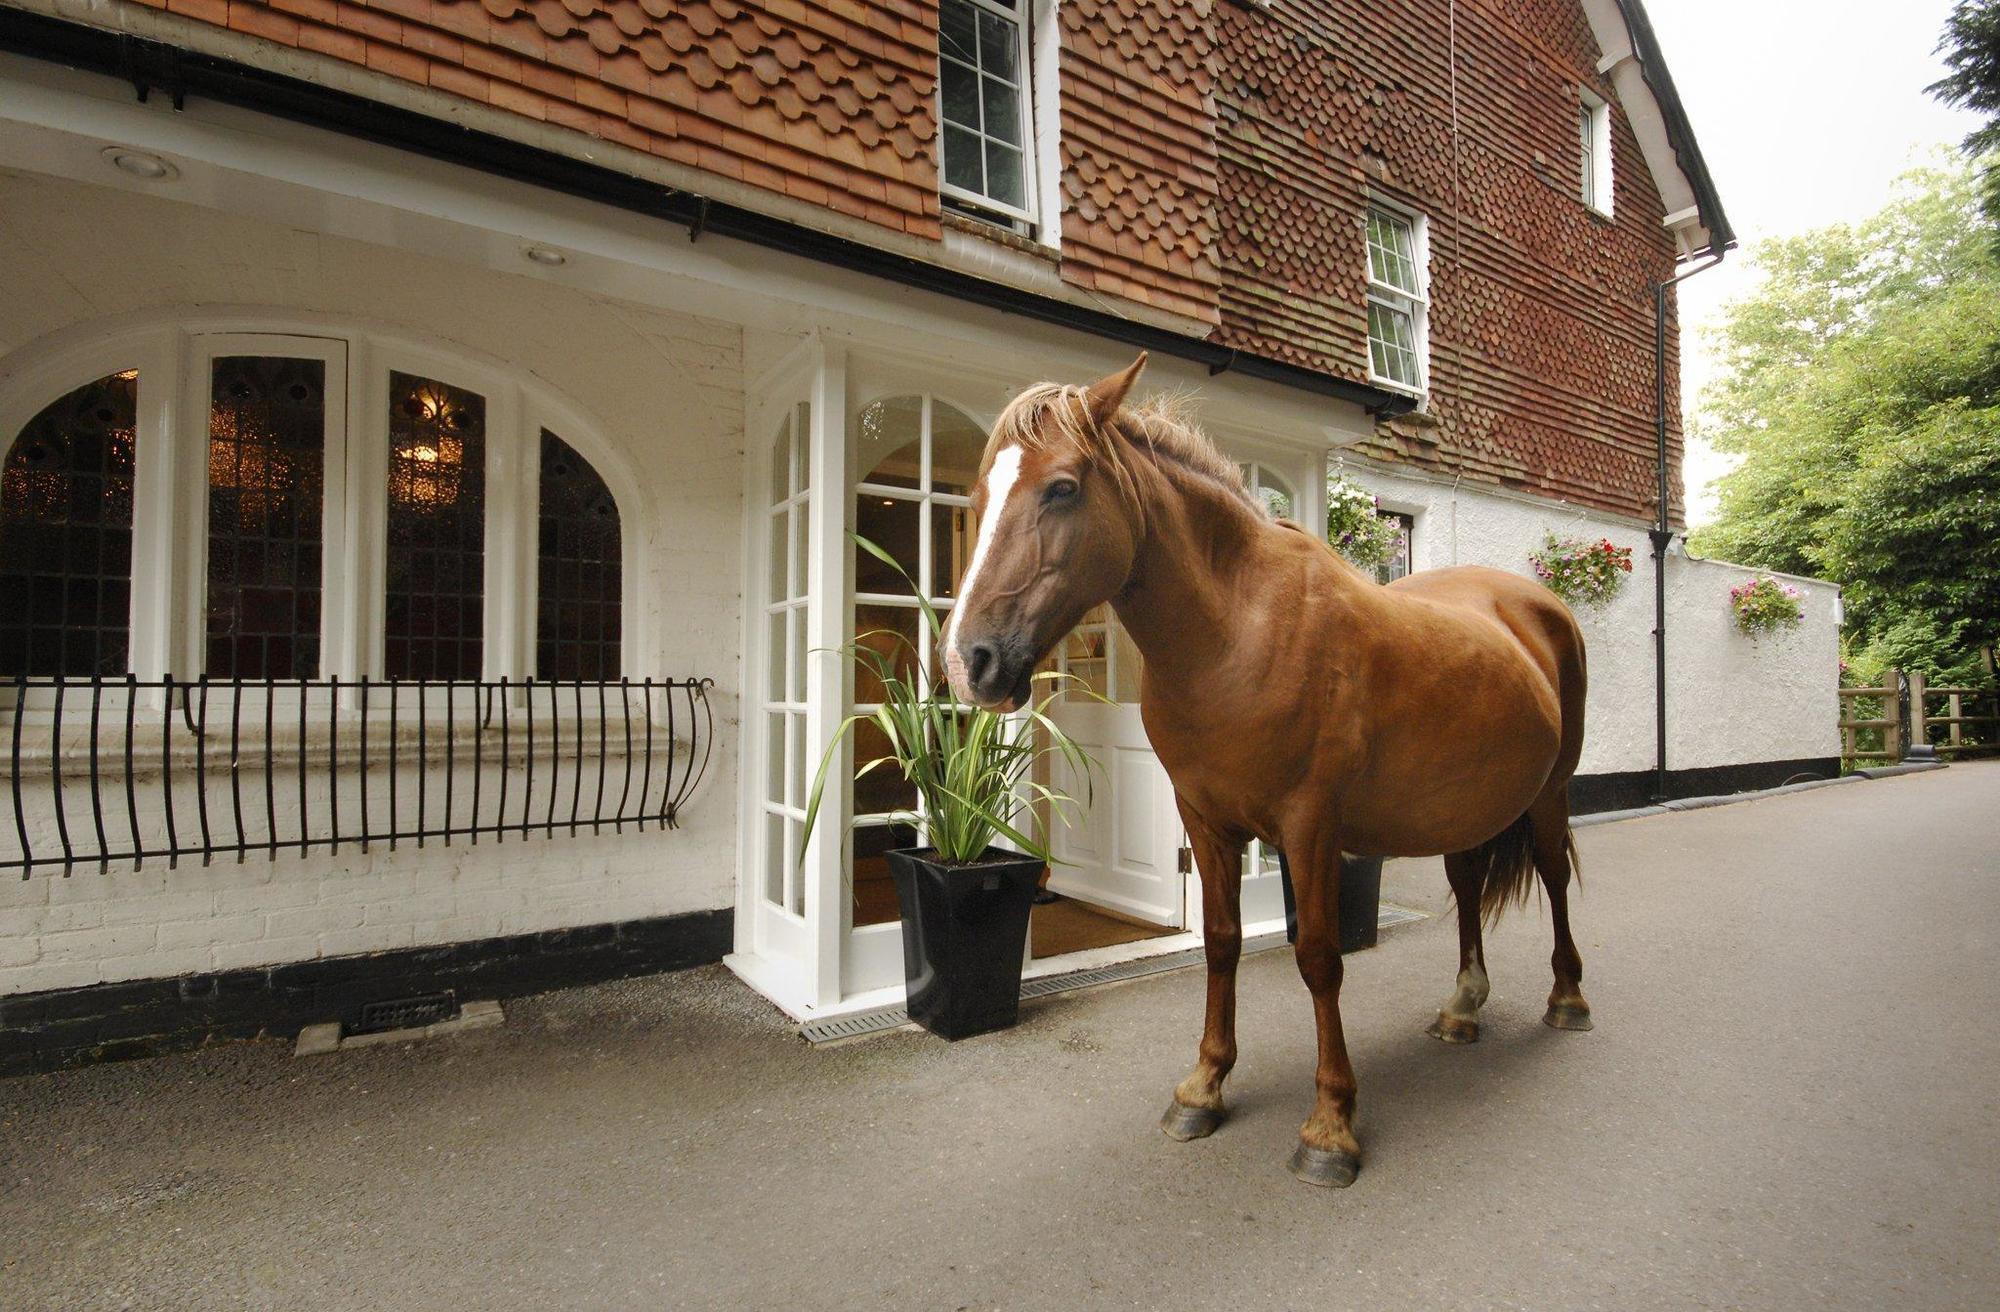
[3,675,714,876]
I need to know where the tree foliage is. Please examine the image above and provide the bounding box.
[1933,0,2000,221]
[1691,160,2000,682]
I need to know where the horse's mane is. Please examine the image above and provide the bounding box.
[991,382,1263,515]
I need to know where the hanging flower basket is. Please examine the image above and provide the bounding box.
[1325,469,1406,571]
[1729,575,1805,640]
[1528,533,1632,608]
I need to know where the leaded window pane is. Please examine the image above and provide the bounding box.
[205,356,326,679]
[0,371,137,676]
[536,431,621,681]
[384,371,486,681]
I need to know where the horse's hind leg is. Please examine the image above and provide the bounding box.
[1162,814,1243,1141]
[1531,791,1592,1031]
[1427,850,1490,1044]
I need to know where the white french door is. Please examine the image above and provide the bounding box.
[1047,606,1184,927]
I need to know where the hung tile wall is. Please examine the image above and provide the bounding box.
[105,0,1688,520]
[1054,0,1222,324]
[133,0,946,233]
[1210,0,1687,521]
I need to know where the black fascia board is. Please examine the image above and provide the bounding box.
[1614,0,1737,254]
[0,8,1417,417]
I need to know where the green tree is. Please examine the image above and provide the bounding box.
[1691,160,2000,682]
[1933,1,2000,222]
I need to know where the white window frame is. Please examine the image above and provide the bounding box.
[0,312,644,695]
[1579,90,1614,218]
[936,0,1040,228]
[1364,202,1430,397]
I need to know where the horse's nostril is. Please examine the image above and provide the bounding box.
[966,642,994,686]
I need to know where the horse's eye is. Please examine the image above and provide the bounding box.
[1044,478,1079,505]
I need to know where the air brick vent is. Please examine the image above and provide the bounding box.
[352,992,459,1036]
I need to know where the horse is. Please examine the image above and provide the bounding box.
[941,354,1592,1188]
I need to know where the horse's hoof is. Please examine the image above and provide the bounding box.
[1287,1143,1361,1189]
[1426,1013,1479,1044]
[1543,1003,1594,1032]
[1160,1100,1225,1141]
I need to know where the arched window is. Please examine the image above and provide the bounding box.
[0,319,634,689]
[0,371,138,676]
[537,430,622,680]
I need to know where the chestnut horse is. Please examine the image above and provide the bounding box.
[942,355,1591,1188]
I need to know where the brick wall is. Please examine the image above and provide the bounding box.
[43,0,1690,521]
[1212,0,1686,522]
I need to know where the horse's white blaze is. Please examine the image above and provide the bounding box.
[944,444,1024,662]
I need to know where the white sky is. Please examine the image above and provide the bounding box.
[1641,0,1983,523]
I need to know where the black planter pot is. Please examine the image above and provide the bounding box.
[1276,852,1385,954]
[884,847,1045,1041]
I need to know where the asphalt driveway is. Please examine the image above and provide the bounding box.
[4,761,1997,1311]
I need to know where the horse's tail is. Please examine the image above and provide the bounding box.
[1471,811,1542,926]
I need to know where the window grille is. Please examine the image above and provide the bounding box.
[2,674,712,876]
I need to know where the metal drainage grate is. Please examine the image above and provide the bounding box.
[804,915,1397,1045]
[352,991,459,1036]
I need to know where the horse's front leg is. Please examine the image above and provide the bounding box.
[1287,825,1363,1187]
[1161,812,1243,1142]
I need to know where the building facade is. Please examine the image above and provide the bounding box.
[0,0,1836,1058]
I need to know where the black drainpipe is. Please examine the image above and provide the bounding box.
[1649,248,1725,802]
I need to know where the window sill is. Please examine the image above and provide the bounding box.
[942,211,1059,266]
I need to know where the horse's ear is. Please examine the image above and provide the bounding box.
[1084,352,1148,428]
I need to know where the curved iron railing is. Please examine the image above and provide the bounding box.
[3,675,714,876]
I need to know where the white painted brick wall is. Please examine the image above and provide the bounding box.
[1344,457,1842,776]
[1,174,746,996]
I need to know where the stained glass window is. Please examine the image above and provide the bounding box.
[384,372,486,681]
[536,430,621,681]
[0,372,138,676]
[206,356,326,679]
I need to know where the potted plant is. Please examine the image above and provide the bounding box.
[1729,574,1806,640]
[1325,467,1407,574]
[1529,532,1634,608]
[803,537,1098,1041]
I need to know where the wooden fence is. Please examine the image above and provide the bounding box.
[1840,669,1999,764]
[1908,672,1999,759]
[1838,673,1904,763]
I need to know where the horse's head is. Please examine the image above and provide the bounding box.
[944,354,1150,710]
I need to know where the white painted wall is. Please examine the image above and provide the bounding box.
[1343,456,1840,778]
[0,173,746,996]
